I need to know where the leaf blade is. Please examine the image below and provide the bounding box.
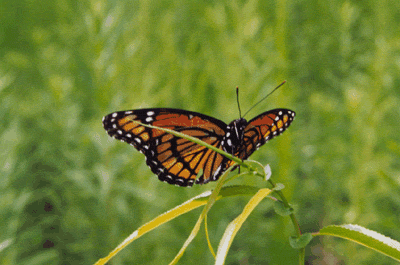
[316,224,400,262]
[215,188,272,265]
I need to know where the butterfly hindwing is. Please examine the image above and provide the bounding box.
[102,108,231,187]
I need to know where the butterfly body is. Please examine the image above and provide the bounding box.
[222,118,247,157]
[103,108,295,187]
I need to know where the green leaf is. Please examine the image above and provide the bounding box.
[215,188,272,265]
[94,183,260,265]
[196,168,204,178]
[289,233,313,249]
[316,224,400,262]
[273,200,293,216]
[218,185,261,197]
[242,160,265,177]
[169,166,233,265]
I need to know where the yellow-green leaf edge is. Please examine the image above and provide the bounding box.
[316,224,400,262]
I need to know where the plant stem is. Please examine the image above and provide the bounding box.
[268,178,305,265]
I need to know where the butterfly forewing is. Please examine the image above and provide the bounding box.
[102,108,231,187]
[237,109,296,160]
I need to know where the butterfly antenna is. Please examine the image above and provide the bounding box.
[242,81,287,118]
[236,87,242,118]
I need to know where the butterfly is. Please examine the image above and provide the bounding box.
[103,108,295,187]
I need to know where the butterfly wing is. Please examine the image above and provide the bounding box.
[235,109,296,160]
[102,108,231,187]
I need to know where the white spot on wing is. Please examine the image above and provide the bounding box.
[145,117,153,122]
[147,111,155,116]
[112,113,118,118]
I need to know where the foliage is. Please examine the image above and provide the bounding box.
[1,0,400,264]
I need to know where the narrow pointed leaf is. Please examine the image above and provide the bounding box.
[95,184,259,265]
[169,165,234,265]
[215,188,272,265]
[316,224,400,262]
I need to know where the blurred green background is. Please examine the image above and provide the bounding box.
[1,0,400,264]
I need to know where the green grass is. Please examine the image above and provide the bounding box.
[1,0,400,264]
